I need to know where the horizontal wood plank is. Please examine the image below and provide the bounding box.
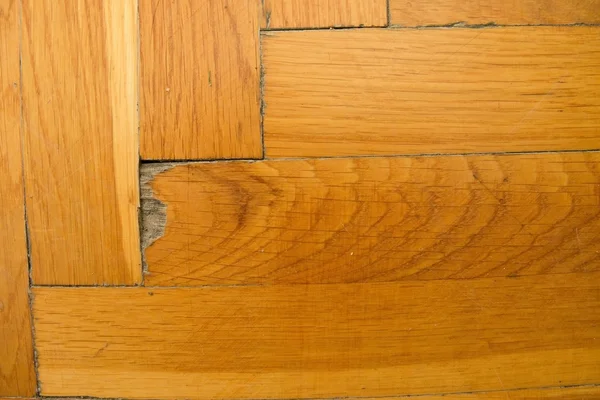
[262,0,388,29]
[139,0,262,160]
[263,27,600,158]
[143,153,600,286]
[33,272,600,398]
[391,0,600,26]
[0,0,36,395]
[21,0,141,284]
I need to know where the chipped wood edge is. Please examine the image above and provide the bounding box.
[139,164,174,273]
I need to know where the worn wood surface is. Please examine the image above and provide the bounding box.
[34,272,600,398]
[143,153,600,286]
[262,0,387,29]
[0,0,36,395]
[139,0,262,160]
[390,0,600,26]
[21,0,141,285]
[263,27,600,158]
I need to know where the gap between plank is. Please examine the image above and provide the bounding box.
[17,0,41,394]
[29,269,600,289]
[138,149,600,166]
[32,383,600,400]
[260,22,600,33]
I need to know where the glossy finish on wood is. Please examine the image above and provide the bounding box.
[21,0,141,285]
[139,0,262,160]
[263,27,600,158]
[34,272,600,398]
[390,0,600,26]
[144,153,600,286]
[262,0,387,29]
[0,0,36,395]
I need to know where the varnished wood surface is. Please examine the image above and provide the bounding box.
[11,2,600,397]
[21,0,141,285]
[139,0,262,160]
[262,0,388,29]
[0,0,36,395]
[144,153,600,286]
[34,272,600,398]
[390,0,600,26]
[263,27,600,158]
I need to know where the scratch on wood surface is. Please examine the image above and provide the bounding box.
[140,164,174,272]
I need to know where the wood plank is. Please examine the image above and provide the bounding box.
[139,0,262,160]
[263,27,600,158]
[21,0,141,285]
[143,153,600,286]
[33,272,600,398]
[365,385,600,399]
[0,0,37,395]
[262,0,388,29]
[390,0,600,27]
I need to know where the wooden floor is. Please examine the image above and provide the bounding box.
[1,0,599,398]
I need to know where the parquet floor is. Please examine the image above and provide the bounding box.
[1,0,600,398]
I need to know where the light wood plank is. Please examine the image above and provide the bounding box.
[391,0,600,27]
[263,27,600,158]
[143,153,600,286]
[21,0,141,285]
[139,0,262,160]
[0,0,36,395]
[262,0,388,29]
[365,385,600,399]
[34,272,600,398]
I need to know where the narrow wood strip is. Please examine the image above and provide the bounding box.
[0,0,36,395]
[21,0,141,284]
[390,0,600,27]
[263,27,600,158]
[33,272,600,398]
[143,153,600,286]
[262,0,388,29]
[139,0,262,160]
[365,385,600,399]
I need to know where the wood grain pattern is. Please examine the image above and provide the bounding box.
[263,27,600,158]
[33,272,600,398]
[139,0,262,160]
[0,0,36,395]
[143,153,600,286]
[390,0,600,27]
[21,0,141,285]
[262,0,388,29]
[366,385,600,399]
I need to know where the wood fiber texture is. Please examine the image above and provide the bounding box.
[21,0,141,285]
[263,27,600,157]
[262,0,388,29]
[143,153,600,286]
[139,0,262,160]
[390,0,600,26]
[33,273,600,398]
[0,0,36,395]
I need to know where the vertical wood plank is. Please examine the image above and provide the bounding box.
[390,0,600,27]
[139,0,262,160]
[262,0,388,29]
[0,0,36,395]
[21,0,141,285]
